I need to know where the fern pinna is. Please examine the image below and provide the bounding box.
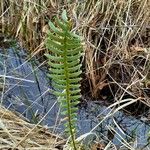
[45,10,82,149]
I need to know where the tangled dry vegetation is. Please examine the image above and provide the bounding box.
[0,105,65,149]
[0,0,150,107]
[0,0,150,149]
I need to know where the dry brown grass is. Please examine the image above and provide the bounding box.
[78,0,150,94]
[0,0,57,53]
[0,0,150,107]
[0,105,65,149]
[74,0,150,108]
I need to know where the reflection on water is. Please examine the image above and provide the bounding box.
[0,47,57,124]
[78,102,150,148]
[0,46,149,149]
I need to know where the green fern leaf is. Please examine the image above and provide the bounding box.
[45,10,83,150]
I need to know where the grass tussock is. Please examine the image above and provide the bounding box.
[0,105,65,149]
[0,0,57,52]
[0,0,150,111]
[77,0,150,108]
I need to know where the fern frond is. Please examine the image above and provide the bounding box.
[45,10,83,150]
